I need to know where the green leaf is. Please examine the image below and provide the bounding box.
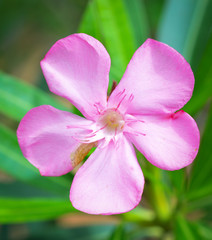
[122,0,149,47]
[78,1,102,42]
[168,168,185,197]
[182,0,212,69]
[109,222,163,240]
[0,124,71,197]
[0,181,61,198]
[27,224,115,240]
[122,207,155,223]
[128,226,163,240]
[184,35,212,115]
[158,0,212,66]
[79,0,140,88]
[109,224,128,240]
[196,222,212,239]
[187,103,212,201]
[157,0,196,55]
[175,216,212,240]
[175,215,200,240]
[144,0,165,35]
[0,71,69,121]
[187,195,212,221]
[0,198,76,223]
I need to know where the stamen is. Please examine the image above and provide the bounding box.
[125,119,145,124]
[115,88,126,98]
[98,137,111,149]
[133,131,146,136]
[66,125,91,129]
[128,94,134,103]
[73,124,107,143]
[93,102,102,114]
[115,94,127,110]
[113,90,134,112]
[125,129,146,137]
[124,125,146,137]
[93,123,108,133]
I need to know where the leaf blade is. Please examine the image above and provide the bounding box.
[0,71,69,121]
[0,198,76,223]
[187,103,212,202]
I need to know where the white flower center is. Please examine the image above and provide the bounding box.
[98,109,125,134]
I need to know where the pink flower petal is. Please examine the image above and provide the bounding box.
[126,111,200,170]
[40,33,111,120]
[70,137,144,215]
[108,39,194,115]
[17,105,94,176]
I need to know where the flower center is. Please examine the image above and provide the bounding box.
[98,109,125,134]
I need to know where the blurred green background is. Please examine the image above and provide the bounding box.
[0,0,212,239]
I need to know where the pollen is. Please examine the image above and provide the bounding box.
[99,109,125,132]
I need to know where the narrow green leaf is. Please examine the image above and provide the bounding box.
[0,124,71,197]
[187,103,212,201]
[109,223,163,240]
[123,207,155,223]
[79,0,139,88]
[148,167,172,222]
[127,226,163,240]
[94,0,136,76]
[27,224,115,240]
[123,0,150,47]
[184,35,212,115]
[157,0,196,55]
[78,1,102,41]
[175,215,200,240]
[168,168,185,196]
[0,182,59,198]
[187,195,212,221]
[144,0,165,35]
[157,0,212,68]
[0,71,69,121]
[0,198,76,223]
[196,222,212,239]
[182,0,212,69]
[109,224,128,240]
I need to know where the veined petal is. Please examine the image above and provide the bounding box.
[41,33,111,120]
[17,105,94,176]
[70,137,144,215]
[108,39,194,115]
[126,111,200,170]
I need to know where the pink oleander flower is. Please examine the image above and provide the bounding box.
[17,34,200,215]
